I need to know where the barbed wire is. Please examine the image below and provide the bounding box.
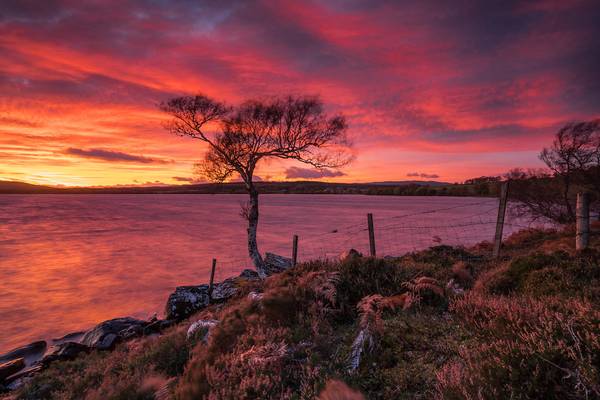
[209,199,555,281]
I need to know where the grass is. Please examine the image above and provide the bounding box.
[9,226,600,400]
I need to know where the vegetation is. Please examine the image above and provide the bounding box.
[508,119,600,223]
[10,225,600,399]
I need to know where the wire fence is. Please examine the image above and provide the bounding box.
[208,196,556,282]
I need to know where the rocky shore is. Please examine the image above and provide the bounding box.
[0,253,293,394]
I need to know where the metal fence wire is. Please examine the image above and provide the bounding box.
[210,188,562,282]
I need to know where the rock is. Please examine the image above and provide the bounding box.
[41,342,89,365]
[164,265,266,321]
[0,341,46,365]
[81,317,148,350]
[52,331,86,345]
[187,319,219,342]
[210,268,264,301]
[211,277,238,301]
[165,284,210,321]
[0,358,25,382]
[339,249,362,262]
[238,269,260,280]
[5,364,43,386]
[263,252,293,275]
[143,319,175,335]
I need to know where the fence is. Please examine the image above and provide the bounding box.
[205,185,592,284]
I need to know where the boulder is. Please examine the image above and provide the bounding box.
[165,284,210,321]
[211,277,238,302]
[238,269,260,280]
[0,341,46,365]
[5,364,43,387]
[166,269,262,320]
[81,317,148,350]
[339,249,362,262]
[143,319,176,335]
[187,319,219,342]
[0,358,25,382]
[263,252,293,275]
[40,342,89,365]
[52,331,86,345]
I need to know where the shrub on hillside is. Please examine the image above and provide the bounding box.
[475,250,600,301]
[175,265,345,399]
[436,293,600,399]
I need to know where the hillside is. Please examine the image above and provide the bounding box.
[3,225,599,399]
[0,180,498,197]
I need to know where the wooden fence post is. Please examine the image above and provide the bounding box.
[493,181,510,259]
[576,192,590,251]
[208,258,217,300]
[292,234,298,266]
[367,213,376,257]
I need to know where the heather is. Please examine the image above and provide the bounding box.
[7,226,600,399]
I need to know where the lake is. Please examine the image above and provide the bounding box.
[0,194,524,353]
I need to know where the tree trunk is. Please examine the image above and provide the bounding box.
[564,176,575,222]
[247,187,266,277]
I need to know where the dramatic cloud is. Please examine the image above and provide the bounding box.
[407,172,440,179]
[65,148,170,164]
[172,176,195,182]
[285,167,346,179]
[0,0,599,185]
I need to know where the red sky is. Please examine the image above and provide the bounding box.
[1,0,599,186]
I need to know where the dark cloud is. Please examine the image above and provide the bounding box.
[65,148,170,164]
[172,176,194,182]
[420,124,551,144]
[172,176,206,183]
[407,172,439,179]
[285,167,346,179]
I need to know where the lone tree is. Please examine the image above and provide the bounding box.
[161,94,352,277]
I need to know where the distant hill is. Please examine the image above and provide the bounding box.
[368,180,451,186]
[0,179,494,197]
[0,180,68,194]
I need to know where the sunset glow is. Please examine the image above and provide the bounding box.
[1,0,599,185]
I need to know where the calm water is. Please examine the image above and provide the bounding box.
[0,194,514,353]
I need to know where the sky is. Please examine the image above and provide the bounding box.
[0,0,599,186]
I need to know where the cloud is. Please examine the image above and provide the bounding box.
[172,176,194,182]
[407,172,440,179]
[65,148,170,164]
[2,0,600,184]
[285,167,346,179]
[172,176,206,183]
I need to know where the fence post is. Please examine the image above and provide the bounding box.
[208,258,217,300]
[292,234,298,266]
[576,192,590,251]
[367,213,376,257]
[493,181,510,259]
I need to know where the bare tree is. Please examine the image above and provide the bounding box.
[539,120,600,221]
[161,94,352,277]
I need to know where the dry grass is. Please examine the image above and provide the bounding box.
[13,226,600,400]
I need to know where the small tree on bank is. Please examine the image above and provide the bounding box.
[508,119,600,224]
[161,94,352,277]
[540,120,600,221]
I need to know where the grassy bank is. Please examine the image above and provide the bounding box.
[6,225,600,399]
